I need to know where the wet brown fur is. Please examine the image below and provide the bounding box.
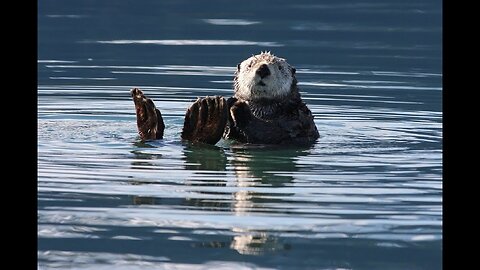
[181,96,228,144]
[131,88,164,140]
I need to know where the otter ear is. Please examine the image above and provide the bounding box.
[237,63,241,71]
[291,67,296,75]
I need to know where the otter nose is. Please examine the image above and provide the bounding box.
[256,64,271,79]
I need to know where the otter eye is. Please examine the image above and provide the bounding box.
[247,63,252,69]
[278,66,283,71]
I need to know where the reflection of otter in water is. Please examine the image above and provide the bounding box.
[129,142,312,254]
[230,145,308,186]
[182,143,227,172]
[180,144,312,217]
[129,142,312,210]
[228,146,312,219]
[131,52,319,145]
[182,144,312,186]
[184,145,306,255]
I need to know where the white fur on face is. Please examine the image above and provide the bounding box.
[234,52,293,101]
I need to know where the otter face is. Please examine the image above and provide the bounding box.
[234,52,296,101]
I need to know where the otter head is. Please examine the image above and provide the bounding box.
[233,51,297,101]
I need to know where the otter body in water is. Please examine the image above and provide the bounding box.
[131,52,319,145]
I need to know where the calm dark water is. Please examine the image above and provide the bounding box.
[38,0,442,269]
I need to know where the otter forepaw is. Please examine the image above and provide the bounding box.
[131,88,165,140]
[230,101,252,128]
[181,96,228,144]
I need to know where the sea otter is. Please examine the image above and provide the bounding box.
[131,52,319,145]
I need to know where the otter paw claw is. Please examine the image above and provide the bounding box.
[181,96,228,145]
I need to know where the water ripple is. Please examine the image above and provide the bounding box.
[203,19,261,26]
[91,39,283,47]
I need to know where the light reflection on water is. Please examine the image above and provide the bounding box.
[38,0,441,269]
[93,39,283,47]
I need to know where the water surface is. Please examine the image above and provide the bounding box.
[38,0,442,269]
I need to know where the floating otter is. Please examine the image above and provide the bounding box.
[131,52,319,145]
